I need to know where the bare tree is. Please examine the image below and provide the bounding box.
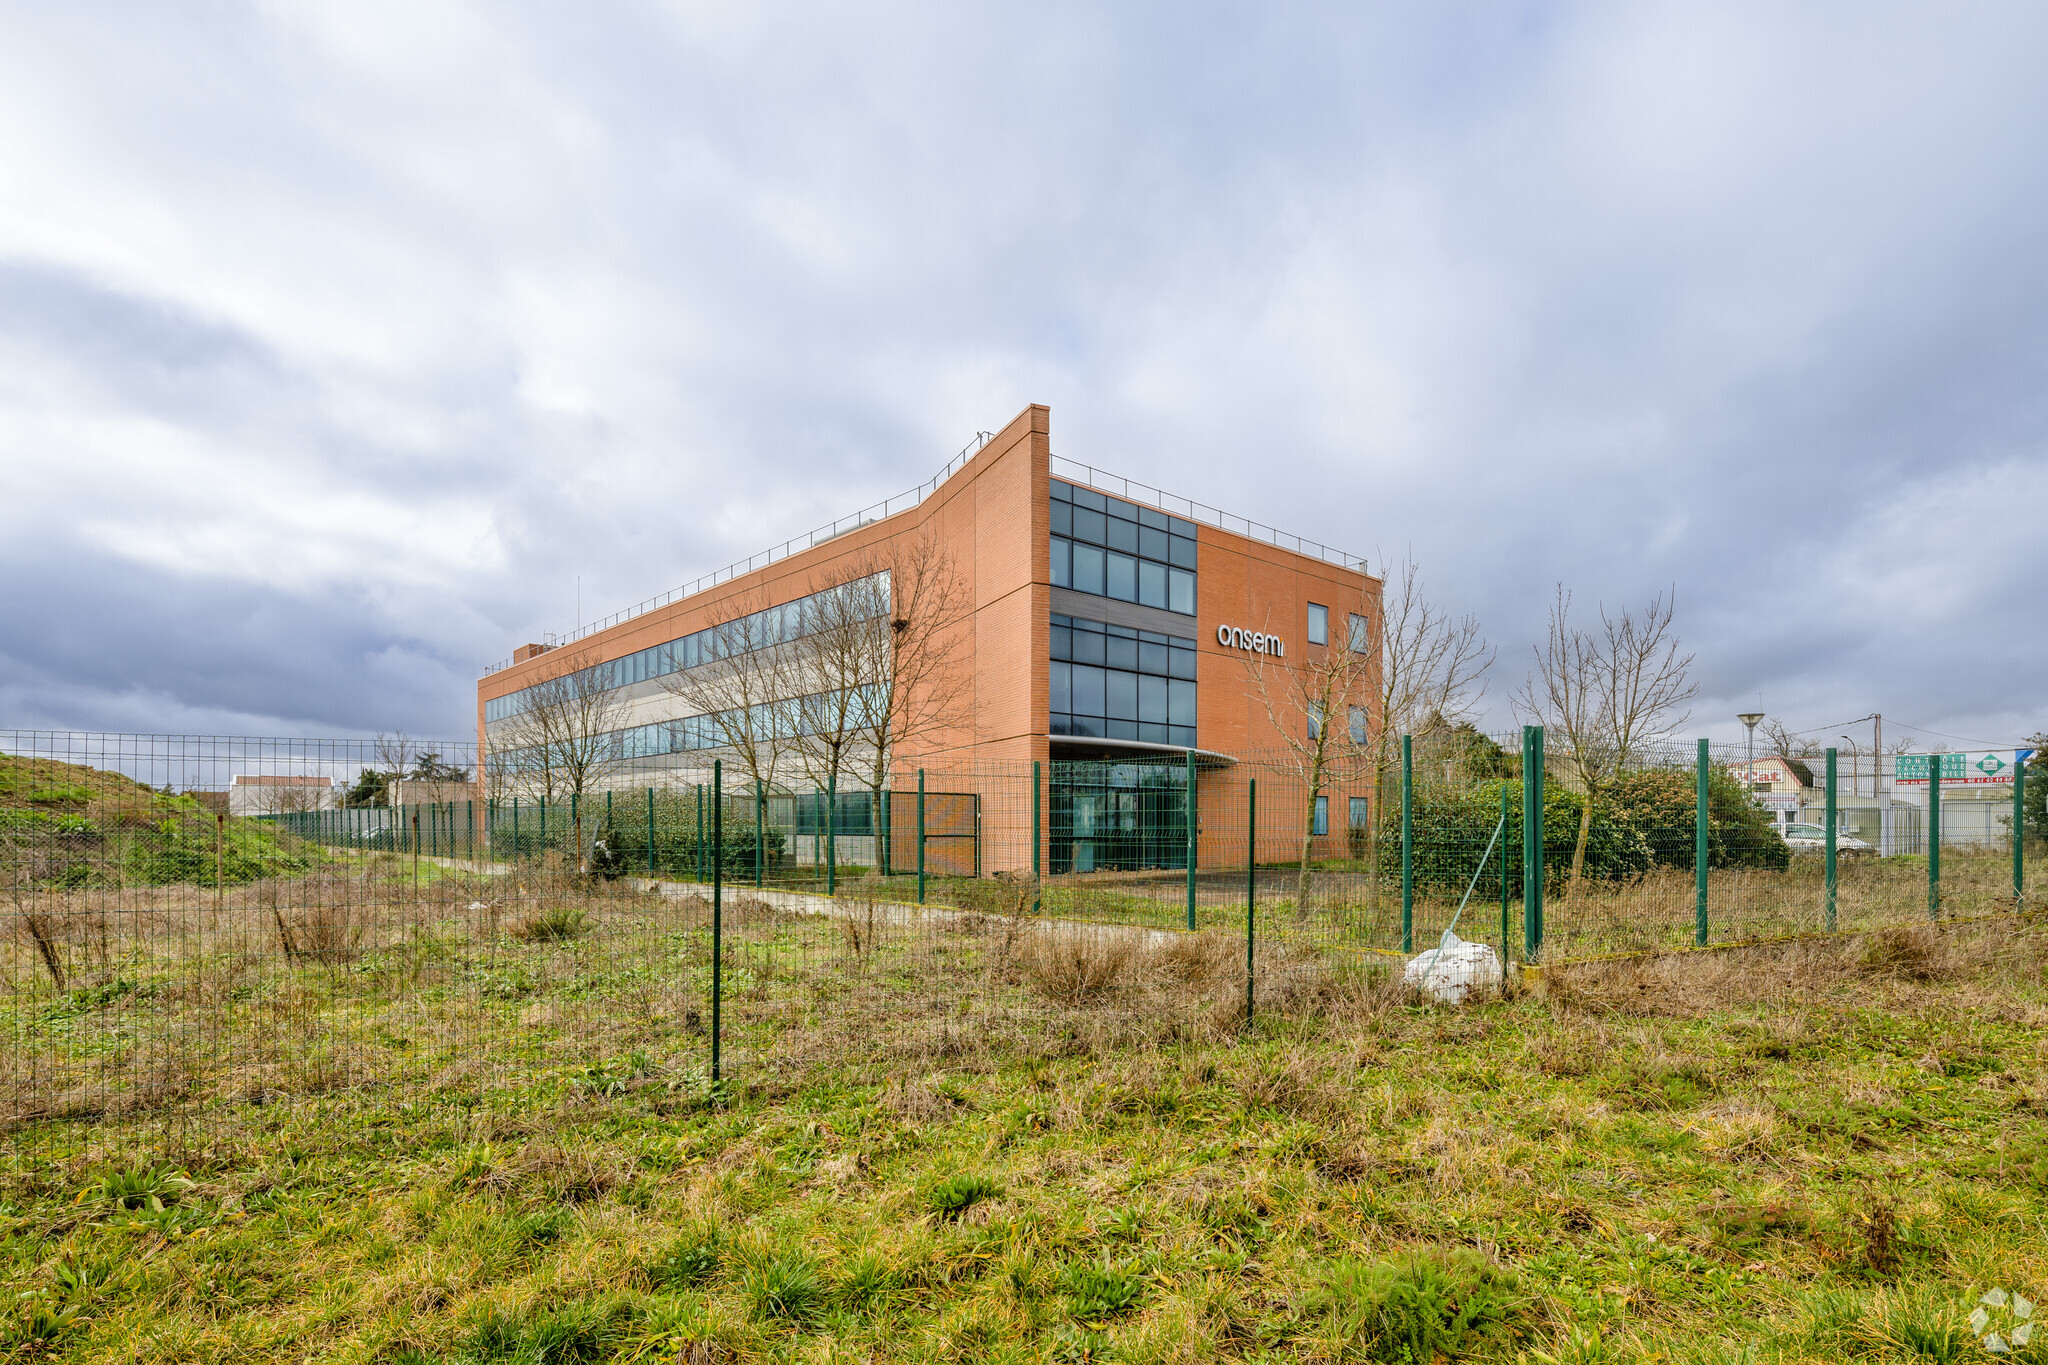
[239,777,334,816]
[493,647,635,871]
[779,568,892,833]
[374,732,415,806]
[1515,586,1697,893]
[848,528,973,796]
[658,587,798,803]
[1246,594,1376,916]
[1762,716,1822,760]
[1365,552,1494,882]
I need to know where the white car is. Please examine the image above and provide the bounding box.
[1781,822,1875,856]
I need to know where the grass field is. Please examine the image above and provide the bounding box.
[4,901,2046,1363]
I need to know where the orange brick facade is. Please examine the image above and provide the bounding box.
[477,403,1381,873]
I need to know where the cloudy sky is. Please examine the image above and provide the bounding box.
[2,2,2043,753]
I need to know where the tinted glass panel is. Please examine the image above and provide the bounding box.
[1072,543,1105,595]
[1168,568,1195,615]
[1139,640,1169,674]
[1050,536,1070,588]
[1140,722,1168,744]
[1106,516,1138,553]
[1070,714,1104,738]
[1169,679,1196,726]
[1168,535,1196,569]
[1072,664,1106,717]
[1107,497,1137,522]
[1106,635,1138,671]
[1138,525,1169,561]
[1107,670,1138,721]
[1050,625,1071,660]
[1072,485,1107,512]
[1051,501,1072,536]
[1072,507,1107,545]
[1169,646,1196,679]
[1138,506,1169,531]
[1071,626,1106,665]
[1308,603,1328,646]
[1138,559,1167,609]
[1106,551,1137,601]
[1139,674,1168,723]
[1170,516,1198,537]
[1050,479,1073,502]
[1109,719,1138,740]
[1351,613,1370,652]
[1169,725,1195,748]
[1050,662,1072,712]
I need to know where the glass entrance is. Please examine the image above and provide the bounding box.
[1049,759,1190,874]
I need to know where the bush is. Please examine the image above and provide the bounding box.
[1310,1249,1524,1362]
[121,798,313,886]
[1382,779,1649,894]
[1605,766,1790,871]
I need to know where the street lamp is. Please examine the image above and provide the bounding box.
[1840,734,1862,800]
[1737,712,1765,793]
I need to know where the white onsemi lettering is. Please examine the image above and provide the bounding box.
[1217,624,1232,646]
[1216,625,1289,656]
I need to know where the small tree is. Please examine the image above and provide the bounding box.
[1515,586,1697,894]
[494,647,634,870]
[658,587,797,807]
[1246,588,1377,914]
[847,528,973,802]
[780,567,892,845]
[374,733,416,805]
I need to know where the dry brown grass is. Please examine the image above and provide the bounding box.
[1017,923,1142,1004]
[1536,918,2047,1019]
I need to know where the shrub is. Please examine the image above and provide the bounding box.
[1309,1249,1524,1363]
[1605,766,1790,871]
[120,799,313,886]
[1020,926,1139,1004]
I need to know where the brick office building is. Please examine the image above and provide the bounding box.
[477,404,1379,874]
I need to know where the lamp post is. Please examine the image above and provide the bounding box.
[1840,735,1862,801]
[1737,712,1765,793]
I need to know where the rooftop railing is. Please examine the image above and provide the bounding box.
[483,437,1373,677]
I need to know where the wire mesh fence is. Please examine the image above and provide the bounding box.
[3,727,2038,1163]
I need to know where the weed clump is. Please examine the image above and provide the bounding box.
[1309,1248,1524,1362]
[741,1251,826,1323]
[1020,925,1140,1004]
[926,1172,1001,1218]
[512,907,590,942]
[1061,1258,1146,1321]
[651,1227,724,1289]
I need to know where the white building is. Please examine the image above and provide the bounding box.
[228,774,339,817]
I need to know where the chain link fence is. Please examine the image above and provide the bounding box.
[4,727,2038,1162]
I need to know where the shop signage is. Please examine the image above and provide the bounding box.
[1216,625,1286,657]
[1894,750,2035,786]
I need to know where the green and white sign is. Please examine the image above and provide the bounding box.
[1895,750,2031,786]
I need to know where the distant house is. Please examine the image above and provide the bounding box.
[229,774,338,817]
[387,779,479,808]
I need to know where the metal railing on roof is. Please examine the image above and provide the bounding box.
[482,431,996,676]
[1049,454,1369,575]
[483,434,1373,677]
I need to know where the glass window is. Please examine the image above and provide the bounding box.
[1139,674,1168,723]
[1107,516,1139,554]
[1138,525,1169,561]
[1350,612,1370,653]
[1108,497,1137,523]
[1107,634,1138,671]
[1109,718,1138,740]
[1071,485,1107,512]
[1050,536,1070,588]
[1071,713,1105,739]
[1308,603,1328,646]
[1140,721,1168,744]
[1168,568,1195,615]
[1349,797,1369,829]
[1107,670,1138,721]
[1169,645,1196,680]
[1138,559,1167,609]
[1169,725,1195,748]
[1051,624,1071,660]
[1308,704,1323,740]
[1072,665,1107,717]
[1050,479,1073,502]
[1139,640,1169,675]
[1050,713,1072,735]
[1168,678,1196,726]
[1313,796,1329,837]
[1051,501,1072,536]
[1050,662,1072,713]
[1168,535,1196,569]
[1349,706,1368,745]
[1072,506,1107,545]
[1106,551,1137,601]
[1071,625,1106,665]
[1072,543,1105,596]
[1170,516,1198,538]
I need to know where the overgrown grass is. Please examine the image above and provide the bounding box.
[3,914,2045,1362]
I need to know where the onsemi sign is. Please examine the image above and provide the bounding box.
[1217,625,1286,657]
[1894,750,2035,786]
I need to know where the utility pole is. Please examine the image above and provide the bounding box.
[1874,713,1889,856]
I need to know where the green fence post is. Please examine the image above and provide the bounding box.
[468,800,475,860]
[1499,780,1511,964]
[1825,749,1838,931]
[1400,734,1414,954]
[646,788,656,877]
[695,784,705,883]
[1520,728,1535,959]
[512,796,519,860]
[827,774,837,895]
[1523,726,1545,960]
[755,787,765,888]
[1695,739,1710,946]
[1032,760,1042,916]
[570,792,578,870]
[1184,748,1198,931]
[1928,755,1942,920]
[711,761,723,1091]
[604,790,612,862]
[916,769,927,905]
[2017,748,2028,908]
[1246,776,1257,1028]
[539,797,547,858]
